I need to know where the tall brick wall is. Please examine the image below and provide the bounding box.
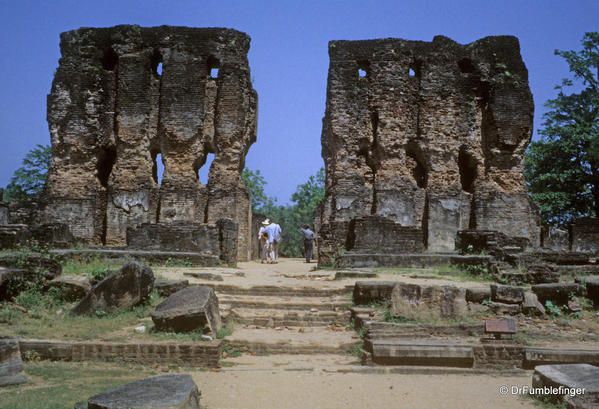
[44,25,257,261]
[319,35,540,263]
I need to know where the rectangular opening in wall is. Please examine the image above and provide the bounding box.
[151,150,165,185]
[207,56,220,79]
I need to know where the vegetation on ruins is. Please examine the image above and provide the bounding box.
[525,32,599,224]
[243,167,325,257]
[3,144,51,202]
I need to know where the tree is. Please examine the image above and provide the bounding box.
[4,144,51,202]
[278,168,325,257]
[242,168,276,212]
[242,167,325,257]
[524,32,599,225]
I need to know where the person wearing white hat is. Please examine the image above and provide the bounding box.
[263,218,282,263]
[258,219,270,263]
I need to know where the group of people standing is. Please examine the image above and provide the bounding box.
[258,219,316,264]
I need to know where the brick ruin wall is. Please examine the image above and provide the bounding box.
[43,26,257,261]
[318,35,541,263]
[571,218,599,254]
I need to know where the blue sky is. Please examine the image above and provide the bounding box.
[0,0,597,203]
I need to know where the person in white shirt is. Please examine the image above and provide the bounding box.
[264,220,282,263]
[258,219,270,263]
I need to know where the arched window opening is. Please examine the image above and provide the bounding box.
[458,148,477,193]
[409,61,422,79]
[357,60,370,79]
[193,152,216,185]
[97,147,117,188]
[101,48,118,71]
[151,150,165,185]
[207,56,220,79]
[151,49,163,78]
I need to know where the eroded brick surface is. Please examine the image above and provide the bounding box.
[319,35,540,263]
[44,25,257,260]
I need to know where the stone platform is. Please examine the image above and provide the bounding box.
[50,248,221,267]
[335,253,492,269]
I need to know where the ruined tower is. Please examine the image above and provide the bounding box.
[318,35,540,264]
[44,25,257,261]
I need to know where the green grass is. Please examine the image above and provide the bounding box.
[0,286,163,341]
[375,263,496,283]
[0,361,156,409]
[60,257,123,280]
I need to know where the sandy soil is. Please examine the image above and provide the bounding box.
[155,258,489,290]
[191,364,536,409]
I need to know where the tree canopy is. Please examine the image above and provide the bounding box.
[4,144,51,203]
[243,167,325,257]
[524,32,599,225]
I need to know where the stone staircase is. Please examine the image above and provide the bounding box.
[214,286,358,355]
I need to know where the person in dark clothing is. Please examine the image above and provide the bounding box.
[300,224,316,263]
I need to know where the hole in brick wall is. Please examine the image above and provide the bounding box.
[458,58,475,74]
[357,60,370,79]
[194,152,215,184]
[151,151,165,185]
[409,61,422,79]
[101,48,118,71]
[458,148,477,193]
[97,147,116,188]
[406,142,427,188]
[151,49,163,78]
[207,56,220,79]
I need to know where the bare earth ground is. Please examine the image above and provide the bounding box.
[191,355,536,409]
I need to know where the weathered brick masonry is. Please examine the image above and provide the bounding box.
[319,35,540,264]
[44,25,257,261]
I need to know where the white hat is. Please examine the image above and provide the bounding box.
[261,219,270,226]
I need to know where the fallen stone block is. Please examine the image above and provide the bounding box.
[83,374,200,409]
[532,283,581,305]
[565,394,599,409]
[522,291,546,316]
[583,276,599,307]
[0,337,27,387]
[526,264,560,284]
[154,278,189,297]
[491,284,524,304]
[0,225,31,249]
[152,286,221,334]
[72,262,154,315]
[48,275,91,301]
[488,301,522,315]
[466,287,491,304]
[353,281,397,305]
[532,364,599,402]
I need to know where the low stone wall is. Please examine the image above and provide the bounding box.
[19,339,222,368]
[473,344,524,369]
[349,216,424,253]
[127,219,238,265]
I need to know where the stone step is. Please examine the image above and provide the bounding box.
[210,284,353,298]
[218,294,351,311]
[364,339,475,368]
[227,307,351,327]
[224,327,358,355]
